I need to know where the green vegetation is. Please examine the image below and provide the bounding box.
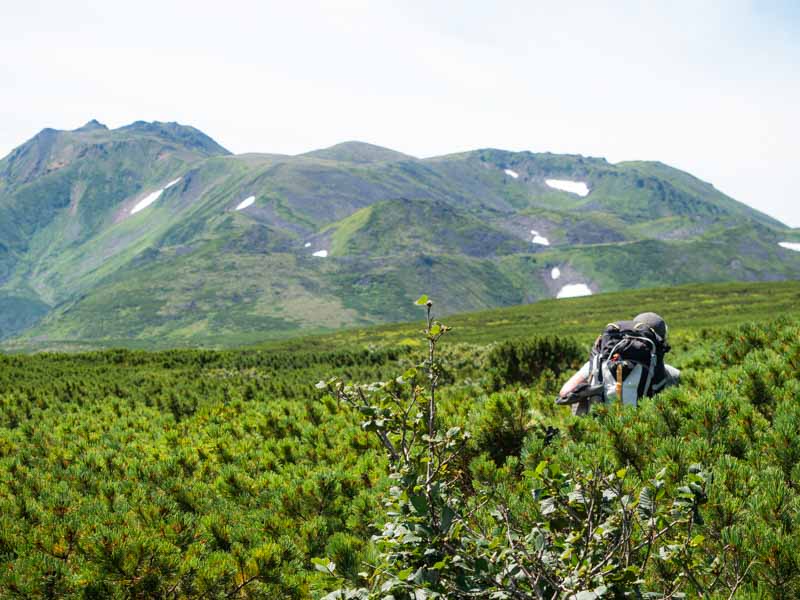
[325,198,528,258]
[6,278,800,354]
[0,294,50,339]
[264,280,800,353]
[0,283,799,597]
[2,121,800,347]
[319,309,713,598]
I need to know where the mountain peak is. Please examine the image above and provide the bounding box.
[117,121,231,156]
[303,141,415,164]
[74,119,108,132]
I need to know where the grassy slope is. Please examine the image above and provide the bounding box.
[6,279,800,353]
[259,279,800,352]
[326,197,530,258]
[20,217,798,350]
[619,160,784,228]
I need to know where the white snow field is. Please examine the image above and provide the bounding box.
[504,168,519,179]
[312,250,328,257]
[130,177,182,215]
[530,230,550,246]
[545,179,589,197]
[304,242,312,248]
[778,242,800,252]
[131,190,163,215]
[236,196,255,211]
[556,283,592,299]
[551,267,561,280]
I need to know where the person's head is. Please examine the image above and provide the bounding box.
[634,312,668,342]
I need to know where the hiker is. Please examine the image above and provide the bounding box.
[557,312,680,415]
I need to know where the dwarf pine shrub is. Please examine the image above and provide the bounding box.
[485,336,584,391]
[0,303,798,597]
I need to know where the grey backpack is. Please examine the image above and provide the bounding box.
[557,319,669,412]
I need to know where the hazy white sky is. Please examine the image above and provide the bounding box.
[2,0,798,225]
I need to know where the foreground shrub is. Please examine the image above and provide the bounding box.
[316,298,740,599]
[486,337,584,391]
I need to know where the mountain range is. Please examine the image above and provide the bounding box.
[1,120,799,350]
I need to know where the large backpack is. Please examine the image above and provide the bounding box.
[587,320,670,406]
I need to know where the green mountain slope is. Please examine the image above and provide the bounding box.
[302,140,414,163]
[0,120,797,348]
[0,120,229,325]
[325,198,530,258]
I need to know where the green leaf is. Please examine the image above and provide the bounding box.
[311,557,336,573]
[441,504,454,533]
[540,497,557,515]
[638,486,654,519]
[415,295,429,306]
[410,494,428,515]
[445,426,461,438]
[690,534,705,547]
[530,528,545,551]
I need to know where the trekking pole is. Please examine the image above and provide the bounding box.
[614,354,623,403]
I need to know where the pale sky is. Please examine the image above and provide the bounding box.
[2,0,798,226]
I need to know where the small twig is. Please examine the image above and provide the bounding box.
[726,560,755,600]
[500,506,546,600]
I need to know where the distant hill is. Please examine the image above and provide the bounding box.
[302,141,414,164]
[1,120,798,348]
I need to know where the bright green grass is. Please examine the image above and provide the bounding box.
[5,279,799,353]
[261,279,800,352]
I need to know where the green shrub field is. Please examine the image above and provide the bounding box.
[0,282,799,598]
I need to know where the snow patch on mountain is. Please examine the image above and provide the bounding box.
[130,178,182,214]
[545,179,589,196]
[131,190,163,215]
[778,242,800,252]
[504,169,519,179]
[312,250,328,257]
[557,283,592,299]
[531,230,550,246]
[551,267,561,280]
[236,196,255,210]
